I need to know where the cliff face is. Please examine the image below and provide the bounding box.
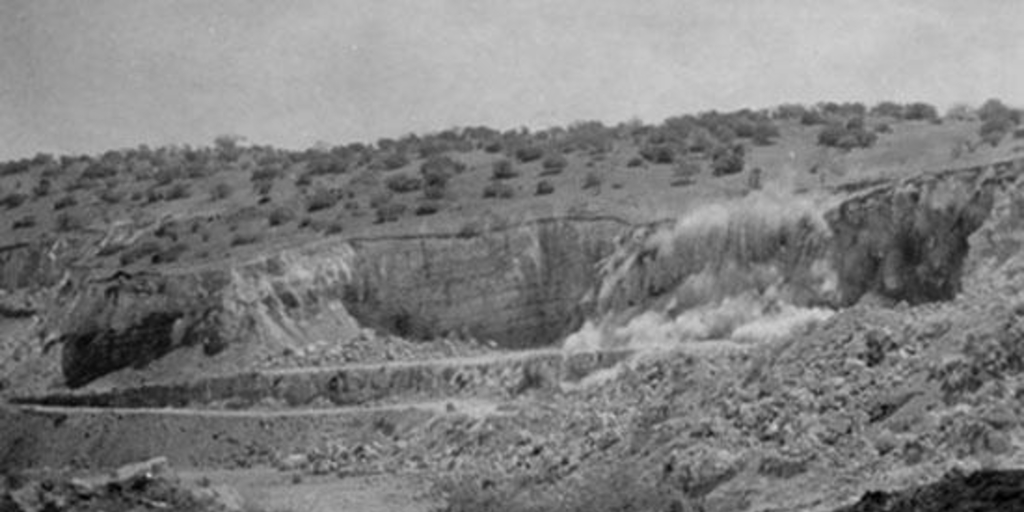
[827,169,1001,305]
[40,217,627,388]
[339,218,623,346]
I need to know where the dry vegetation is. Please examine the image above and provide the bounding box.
[0,100,1019,272]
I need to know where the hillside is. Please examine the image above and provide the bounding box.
[1,102,1020,276]
[4,100,1024,512]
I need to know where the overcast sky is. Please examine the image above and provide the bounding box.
[1,0,1022,160]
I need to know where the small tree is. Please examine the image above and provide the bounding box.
[210,182,233,201]
[582,171,603,190]
[711,145,745,176]
[491,159,518,180]
[374,202,407,223]
[385,174,423,193]
[514,146,544,163]
[268,206,296,226]
[483,182,515,199]
[541,154,569,174]
[53,194,78,211]
[903,102,939,122]
[306,187,339,212]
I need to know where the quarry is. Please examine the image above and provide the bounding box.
[5,132,1024,511]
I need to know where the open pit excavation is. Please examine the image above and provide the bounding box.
[6,148,1024,511]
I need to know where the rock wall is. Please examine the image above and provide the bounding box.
[339,218,623,346]
[827,168,1002,305]
[47,217,628,388]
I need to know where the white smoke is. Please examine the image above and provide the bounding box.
[566,190,836,355]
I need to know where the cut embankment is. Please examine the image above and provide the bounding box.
[42,217,627,389]
[12,349,632,409]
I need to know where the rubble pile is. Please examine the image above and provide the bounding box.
[408,294,1024,510]
[255,328,493,370]
[1,457,244,512]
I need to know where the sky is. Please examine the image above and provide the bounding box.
[1,0,1022,160]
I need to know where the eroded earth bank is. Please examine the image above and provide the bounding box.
[5,159,1024,511]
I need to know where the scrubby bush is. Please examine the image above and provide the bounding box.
[369,190,394,209]
[380,152,410,170]
[904,102,939,122]
[385,174,424,193]
[483,140,503,153]
[253,179,274,196]
[817,122,877,150]
[582,171,603,190]
[55,212,84,232]
[268,206,296,226]
[251,166,282,183]
[421,155,465,183]
[747,166,763,190]
[800,109,827,125]
[514,146,544,163]
[491,159,518,180]
[209,182,232,201]
[420,156,459,199]
[639,144,675,164]
[751,121,780,145]
[870,101,904,118]
[323,219,345,235]
[483,182,515,199]
[977,99,1021,146]
[535,180,555,196]
[374,202,407,223]
[53,194,78,211]
[711,145,745,176]
[1,192,28,210]
[414,202,441,216]
[457,220,484,238]
[33,178,51,198]
[153,166,181,186]
[81,163,117,181]
[165,182,191,200]
[307,156,348,176]
[306,187,339,212]
[98,187,125,204]
[11,215,35,230]
[146,186,165,203]
[295,173,313,187]
[230,232,262,246]
[540,154,568,174]
[626,157,645,168]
